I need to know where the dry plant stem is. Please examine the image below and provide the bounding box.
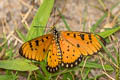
[112,11,120,24]
[70,72,75,80]
[19,0,31,8]
[52,1,66,27]
[99,56,115,80]
[81,57,88,79]
[99,56,106,72]
[106,10,111,25]
[2,18,10,37]
[105,10,120,28]
[102,71,115,80]
[27,71,32,80]
[0,48,5,59]
[0,31,14,47]
[33,71,37,80]
[116,48,120,80]
[56,73,61,80]
[98,0,107,10]
[21,6,33,23]
[11,34,23,44]
[87,18,91,32]
[20,13,29,30]
[99,52,118,69]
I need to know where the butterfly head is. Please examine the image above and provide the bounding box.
[49,26,57,34]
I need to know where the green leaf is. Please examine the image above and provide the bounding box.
[27,0,54,40]
[0,75,14,80]
[98,26,120,38]
[0,59,38,71]
[79,61,114,71]
[16,29,26,42]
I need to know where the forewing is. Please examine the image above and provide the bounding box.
[19,34,53,61]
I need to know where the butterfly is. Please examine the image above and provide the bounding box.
[19,27,106,73]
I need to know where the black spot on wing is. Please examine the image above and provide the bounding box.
[67,45,70,48]
[90,41,92,43]
[87,42,89,44]
[35,40,39,46]
[43,48,45,52]
[67,49,69,52]
[66,56,68,58]
[78,34,84,40]
[46,36,48,39]
[29,42,33,50]
[41,39,44,42]
[73,33,76,38]
[77,44,80,48]
[88,34,92,40]
[67,33,70,36]
[73,49,75,52]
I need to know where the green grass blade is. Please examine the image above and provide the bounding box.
[27,0,54,40]
[79,61,114,71]
[110,2,120,10]
[63,73,73,80]
[90,12,107,32]
[16,29,26,42]
[0,59,38,71]
[82,68,91,80]
[51,61,113,77]
[97,26,120,38]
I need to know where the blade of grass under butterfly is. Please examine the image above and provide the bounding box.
[0,59,38,71]
[80,61,114,71]
[51,61,113,77]
[27,0,54,40]
[97,26,120,38]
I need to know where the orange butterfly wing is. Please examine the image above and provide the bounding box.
[60,37,82,67]
[61,31,105,56]
[46,40,60,72]
[19,34,53,61]
[59,31,105,67]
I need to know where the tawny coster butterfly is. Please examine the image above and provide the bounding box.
[19,27,106,73]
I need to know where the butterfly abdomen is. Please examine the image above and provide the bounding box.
[46,28,63,73]
[53,28,62,63]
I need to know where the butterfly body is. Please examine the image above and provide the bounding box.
[19,27,105,73]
